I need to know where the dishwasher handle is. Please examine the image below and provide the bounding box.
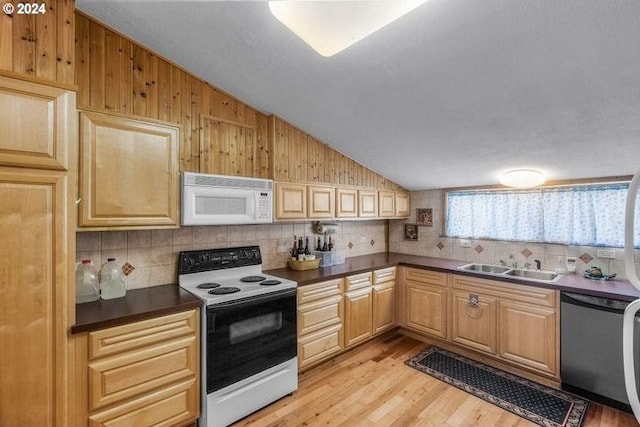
[561,292,631,314]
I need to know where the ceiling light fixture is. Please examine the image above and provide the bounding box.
[268,1,426,57]
[500,169,546,188]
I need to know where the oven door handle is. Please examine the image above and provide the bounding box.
[206,288,297,313]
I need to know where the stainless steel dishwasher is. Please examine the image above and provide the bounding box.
[561,292,640,411]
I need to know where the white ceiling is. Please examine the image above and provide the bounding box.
[75,0,640,191]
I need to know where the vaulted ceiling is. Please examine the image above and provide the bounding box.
[76,0,640,190]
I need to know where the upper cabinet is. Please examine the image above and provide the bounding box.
[0,76,75,170]
[79,111,179,229]
[395,191,411,217]
[275,182,307,220]
[336,187,358,218]
[379,191,396,217]
[358,190,378,218]
[308,185,335,219]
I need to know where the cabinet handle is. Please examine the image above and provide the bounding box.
[465,294,483,319]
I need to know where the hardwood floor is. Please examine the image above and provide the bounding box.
[233,334,638,427]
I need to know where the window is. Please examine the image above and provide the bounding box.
[445,182,640,247]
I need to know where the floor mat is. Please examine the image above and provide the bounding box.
[405,347,588,427]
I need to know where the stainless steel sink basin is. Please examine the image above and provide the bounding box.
[503,268,562,283]
[458,263,511,274]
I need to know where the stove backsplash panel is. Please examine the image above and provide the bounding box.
[76,221,387,290]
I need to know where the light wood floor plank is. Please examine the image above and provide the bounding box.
[232,334,639,427]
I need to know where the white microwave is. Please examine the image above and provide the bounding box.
[181,172,273,225]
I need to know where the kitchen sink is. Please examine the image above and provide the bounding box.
[503,268,562,283]
[458,263,563,283]
[458,263,511,274]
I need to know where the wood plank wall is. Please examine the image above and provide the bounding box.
[0,0,75,85]
[270,115,397,190]
[74,12,402,189]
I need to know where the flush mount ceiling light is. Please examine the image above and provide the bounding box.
[500,169,546,188]
[268,1,426,57]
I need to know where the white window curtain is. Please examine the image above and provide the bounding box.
[446,183,640,247]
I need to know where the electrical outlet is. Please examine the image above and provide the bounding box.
[597,249,615,259]
[360,236,367,243]
[460,239,471,248]
[277,245,290,253]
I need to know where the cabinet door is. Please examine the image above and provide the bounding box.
[275,182,307,219]
[498,301,558,377]
[0,169,70,427]
[79,111,179,228]
[373,282,395,334]
[336,187,358,218]
[358,190,378,217]
[308,185,335,218]
[395,191,410,217]
[344,288,373,347]
[0,76,75,170]
[406,282,448,339]
[378,190,395,217]
[451,290,497,354]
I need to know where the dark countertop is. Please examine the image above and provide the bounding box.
[266,252,640,301]
[72,284,201,334]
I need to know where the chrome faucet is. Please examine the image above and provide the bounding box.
[499,260,506,267]
[524,262,531,270]
[509,254,517,269]
[534,259,541,270]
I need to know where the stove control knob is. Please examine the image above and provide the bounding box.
[198,253,208,264]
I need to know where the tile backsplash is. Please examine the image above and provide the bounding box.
[390,189,640,280]
[76,221,387,289]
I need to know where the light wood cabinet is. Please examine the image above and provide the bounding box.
[498,300,558,376]
[0,76,75,171]
[79,111,179,229]
[344,273,374,347]
[0,79,76,427]
[74,309,200,427]
[372,267,396,334]
[379,190,396,217]
[336,187,358,218]
[404,268,448,339]
[297,279,344,369]
[275,182,307,219]
[451,290,498,354]
[358,190,378,218]
[395,191,411,217]
[308,185,335,218]
[450,274,559,378]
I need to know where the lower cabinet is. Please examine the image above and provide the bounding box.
[73,309,200,427]
[451,290,497,354]
[344,273,374,347]
[372,267,396,334]
[297,268,397,369]
[297,278,344,369]
[404,268,448,339]
[449,274,559,378]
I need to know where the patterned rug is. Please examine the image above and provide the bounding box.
[405,347,588,427]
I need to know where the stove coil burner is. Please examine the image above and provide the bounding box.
[240,275,267,283]
[208,287,241,295]
[260,279,282,286]
[196,282,221,289]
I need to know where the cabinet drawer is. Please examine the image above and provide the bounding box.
[404,268,447,287]
[345,272,372,292]
[88,378,197,427]
[298,323,343,368]
[373,267,396,284]
[89,336,197,410]
[89,310,198,360]
[298,279,342,305]
[298,295,342,335]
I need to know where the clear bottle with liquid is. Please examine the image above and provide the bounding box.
[100,258,127,300]
[76,259,99,303]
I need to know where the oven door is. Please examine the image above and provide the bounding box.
[205,288,297,393]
